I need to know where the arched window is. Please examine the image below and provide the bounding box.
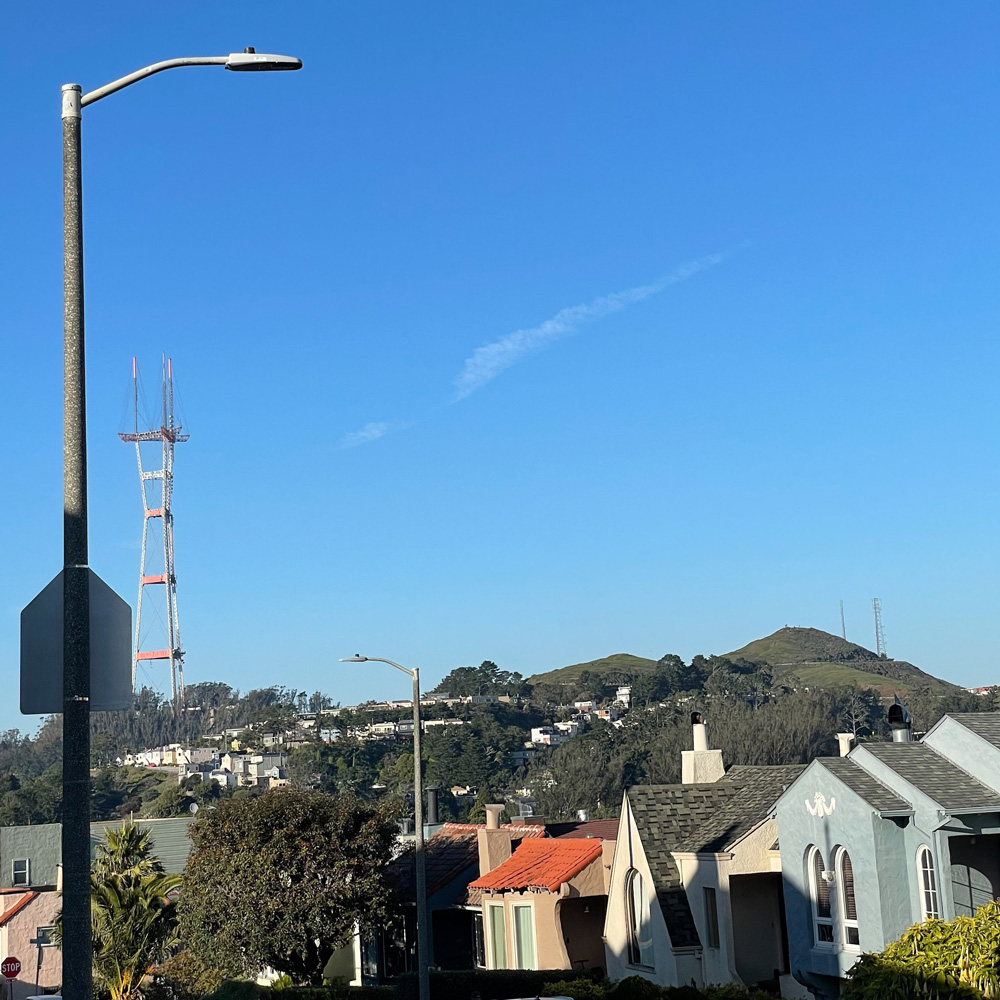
[807,846,833,944]
[835,847,859,948]
[625,869,653,967]
[917,847,939,920]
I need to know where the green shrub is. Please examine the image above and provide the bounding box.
[148,950,225,1000]
[843,900,1000,999]
[543,979,608,999]
[200,982,271,1000]
[394,969,604,1000]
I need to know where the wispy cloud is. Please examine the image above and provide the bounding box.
[339,421,405,449]
[452,251,728,400]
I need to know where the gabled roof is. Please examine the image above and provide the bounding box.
[627,766,803,950]
[469,837,603,893]
[941,713,1000,750]
[679,765,806,852]
[858,742,1000,814]
[812,757,912,815]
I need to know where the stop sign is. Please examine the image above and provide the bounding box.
[1,957,20,980]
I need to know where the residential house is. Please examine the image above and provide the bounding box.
[775,709,1000,999]
[469,806,617,974]
[530,727,569,748]
[0,817,195,993]
[603,715,805,994]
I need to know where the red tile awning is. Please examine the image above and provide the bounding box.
[470,837,603,893]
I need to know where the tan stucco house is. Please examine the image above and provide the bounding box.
[469,807,616,973]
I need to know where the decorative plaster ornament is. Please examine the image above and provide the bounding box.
[805,791,836,817]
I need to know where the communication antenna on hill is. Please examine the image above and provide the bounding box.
[872,597,887,659]
[839,600,847,640]
[119,356,189,710]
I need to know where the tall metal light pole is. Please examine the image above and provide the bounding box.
[341,656,430,1000]
[60,49,300,1000]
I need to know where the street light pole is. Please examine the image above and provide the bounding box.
[59,50,300,1000]
[60,80,91,1000]
[341,656,431,1000]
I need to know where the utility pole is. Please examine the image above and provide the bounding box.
[840,600,846,641]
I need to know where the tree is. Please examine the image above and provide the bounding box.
[178,787,400,984]
[90,823,181,1000]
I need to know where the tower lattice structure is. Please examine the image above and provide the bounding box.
[872,597,887,659]
[119,357,189,707]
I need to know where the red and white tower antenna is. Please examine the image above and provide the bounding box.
[119,357,189,708]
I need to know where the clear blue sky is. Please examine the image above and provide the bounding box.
[2,3,999,728]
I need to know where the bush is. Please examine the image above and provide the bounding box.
[394,969,604,1000]
[148,950,225,1000]
[842,900,1000,999]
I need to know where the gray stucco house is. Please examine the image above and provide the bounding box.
[776,710,1000,999]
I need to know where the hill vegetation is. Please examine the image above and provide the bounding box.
[724,627,959,696]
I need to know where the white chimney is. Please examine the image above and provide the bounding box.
[836,732,855,757]
[681,711,725,784]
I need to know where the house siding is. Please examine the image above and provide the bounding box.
[604,797,681,987]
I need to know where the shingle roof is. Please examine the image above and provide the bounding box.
[859,743,1000,813]
[814,757,912,815]
[469,837,603,893]
[627,766,803,949]
[945,713,1000,750]
[681,765,806,852]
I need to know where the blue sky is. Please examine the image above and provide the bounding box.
[2,3,1000,728]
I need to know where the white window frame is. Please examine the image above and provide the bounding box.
[835,846,860,951]
[485,902,508,970]
[807,846,834,948]
[11,859,29,887]
[511,901,537,971]
[917,846,939,920]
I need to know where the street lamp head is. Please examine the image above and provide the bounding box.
[225,48,302,72]
[340,655,368,663]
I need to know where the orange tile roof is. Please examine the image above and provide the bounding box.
[0,892,37,926]
[470,836,603,893]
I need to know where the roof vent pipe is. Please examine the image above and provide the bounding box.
[888,698,913,743]
[426,786,439,826]
[485,804,504,830]
[692,711,709,752]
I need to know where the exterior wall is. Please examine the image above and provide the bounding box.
[1,891,63,993]
[673,853,735,986]
[923,718,1000,794]
[730,872,786,986]
[776,761,884,994]
[603,797,681,987]
[481,891,565,970]
[558,896,607,971]
[0,827,60,888]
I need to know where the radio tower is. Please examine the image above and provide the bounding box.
[872,597,887,659]
[119,357,189,708]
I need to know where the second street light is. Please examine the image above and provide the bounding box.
[56,48,300,1000]
[341,655,431,1000]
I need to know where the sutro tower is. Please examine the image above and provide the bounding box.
[119,357,189,708]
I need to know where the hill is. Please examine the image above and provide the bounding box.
[527,652,657,687]
[725,627,958,696]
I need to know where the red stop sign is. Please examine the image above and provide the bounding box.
[2,957,20,980]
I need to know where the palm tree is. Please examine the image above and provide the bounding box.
[90,823,181,1000]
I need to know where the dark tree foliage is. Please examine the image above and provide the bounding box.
[432,660,529,697]
[178,788,400,985]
